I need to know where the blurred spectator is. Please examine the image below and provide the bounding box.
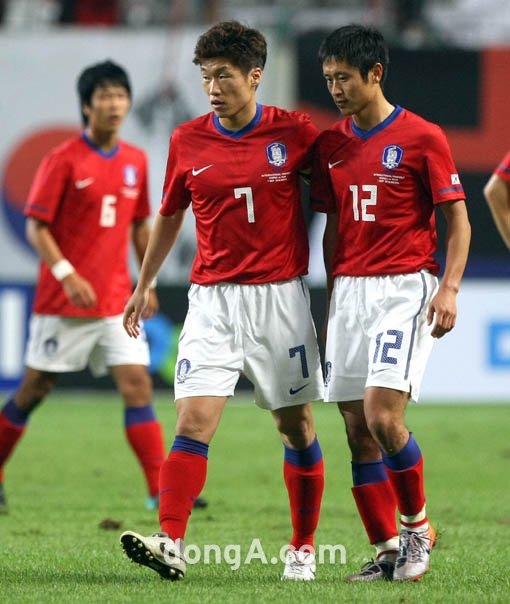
[2,0,59,28]
[57,0,121,25]
[123,0,221,27]
[394,0,433,48]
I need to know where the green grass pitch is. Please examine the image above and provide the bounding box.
[1,392,509,603]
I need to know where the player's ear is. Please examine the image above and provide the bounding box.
[82,103,91,119]
[250,67,263,88]
[371,63,383,85]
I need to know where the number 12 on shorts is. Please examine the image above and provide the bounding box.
[373,329,404,365]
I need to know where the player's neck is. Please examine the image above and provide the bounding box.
[217,100,258,132]
[85,127,119,152]
[352,98,395,132]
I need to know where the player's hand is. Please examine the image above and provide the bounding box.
[61,272,97,308]
[141,288,159,320]
[427,287,457,338]
[123,287,149,338]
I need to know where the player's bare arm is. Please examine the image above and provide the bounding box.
[123,210,186,337]
[322,212,338,301]
[427,200,471,338]
[321,212,338,343]
[132,219,159,320]
[25,217,97,308]
[484,173,510,250]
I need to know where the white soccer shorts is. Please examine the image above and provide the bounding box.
[174,278,324,410]
[324,271,438,403]
[25,314,150,377]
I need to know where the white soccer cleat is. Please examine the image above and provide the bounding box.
[282,549,316,581]
[120,531,186,580]
[393,528,432,581]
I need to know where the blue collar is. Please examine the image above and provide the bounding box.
[351,105,403,140]
[213,103,263,139]
[82,132,119,158]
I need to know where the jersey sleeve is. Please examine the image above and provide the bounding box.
[424,125,465,205]
[24,150,70,223]
[159,131,192,216]
[294,112,320,172]
[133,150,151,221]
[494,151,510,183]
[309,136,337,214]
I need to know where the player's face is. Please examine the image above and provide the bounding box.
[322,58,381,118]
[200,58,262,131]
[83,83,131,136]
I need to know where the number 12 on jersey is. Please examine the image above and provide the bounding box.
[350,184,377,222]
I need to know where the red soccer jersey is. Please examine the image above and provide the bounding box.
[160,104,319,284]
[25,134,150,317]
[495,151,510,183]
[311,106,465,276]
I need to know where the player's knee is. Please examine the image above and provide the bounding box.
[275,406,315,449]
[117,369,152,405]
[175,411,214,444]
[365,413,397,447]
[16,371,56,411]
[345,428,378,458]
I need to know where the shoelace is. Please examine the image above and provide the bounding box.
[401,531,431,563]
[287,553,314,574]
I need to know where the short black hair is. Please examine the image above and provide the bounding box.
[193,20,267,73]
[318,24,389,84]
[77,60,131,125]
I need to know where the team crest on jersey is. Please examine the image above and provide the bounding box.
[43,337,58,356]
[123,165,138,187]
[266,142,287,168]
[381,145,403,169]
[176,358,191,384]
[324,361,332,387]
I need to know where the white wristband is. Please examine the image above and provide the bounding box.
[149,276,158,289]
[51,259,75,281]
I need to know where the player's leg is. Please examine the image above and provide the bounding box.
[362,271,438,581]
[120,283,239,579]
[95,315,165,507]
[340,400,399,582]
[364,386,432,581]
[109,363,165,508]
[0,368,57,511]
[159,395,226,538]
[242,279,324,581]
[272,402,324,581]
[324,275,400,581]
[120,394,227,580]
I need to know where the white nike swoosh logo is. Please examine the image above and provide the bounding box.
[328,160,345,169]
[192,164,213,176]
[75,177,95,189]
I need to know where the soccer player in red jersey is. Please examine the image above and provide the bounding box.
[0,60,166,513]
[120,21,324,581]
[484,151,510,249]
[311,25,471,582]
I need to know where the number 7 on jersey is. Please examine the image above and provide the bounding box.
[234,187,255,223]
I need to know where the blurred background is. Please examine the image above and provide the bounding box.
[1,0,509,400]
